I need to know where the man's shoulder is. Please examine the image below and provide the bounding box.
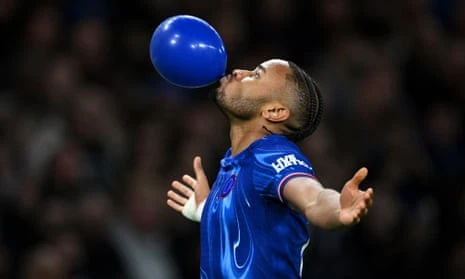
[249,135,311,171]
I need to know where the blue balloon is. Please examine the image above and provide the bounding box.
[149,15,228,88]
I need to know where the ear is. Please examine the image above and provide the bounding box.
[261,102,290,123]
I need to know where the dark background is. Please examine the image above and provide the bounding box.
[0,0,464,278]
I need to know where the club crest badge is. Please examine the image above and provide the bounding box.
[219,174,236,198]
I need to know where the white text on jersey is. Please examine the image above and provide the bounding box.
[271,154,310,173]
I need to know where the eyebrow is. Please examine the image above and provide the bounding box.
[257,64,266,73]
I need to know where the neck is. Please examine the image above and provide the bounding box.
[229,120,272,156]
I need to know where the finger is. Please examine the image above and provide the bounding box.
[167,199,184,213]
[361,208,368,216]
[363,188,374,198]
[356,206,367,216]
[167,190,188,205]
[172,180,194,197]
[182,175,197,189]
[346,167,368,191]
[193,156,207,181]
[365,188,374,207]
[367,197,373,208]
[366,200,373,210]
[357,201,367,211]
[351,167,368,185]
[349,211,360,224]
[366,188,374,199]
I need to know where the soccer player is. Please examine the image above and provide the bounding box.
[167,59,374,278]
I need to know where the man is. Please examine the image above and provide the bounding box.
[167,59,374,278]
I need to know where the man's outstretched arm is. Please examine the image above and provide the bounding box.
[283,167,374,229]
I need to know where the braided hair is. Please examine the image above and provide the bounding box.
[284,61,323,142]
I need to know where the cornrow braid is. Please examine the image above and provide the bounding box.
[286,61,323,142]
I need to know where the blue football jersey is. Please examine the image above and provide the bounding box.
[200,134,316,279]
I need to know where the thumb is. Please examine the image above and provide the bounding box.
[348,167,368,189]
[193,156,208,182]
[193,156,210,205]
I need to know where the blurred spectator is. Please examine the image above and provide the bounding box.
[110,178,180,279]
[19,244,67,279]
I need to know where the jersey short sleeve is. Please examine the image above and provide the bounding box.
[251,136,316,203]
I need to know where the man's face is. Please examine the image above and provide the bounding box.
[214,59,290,119]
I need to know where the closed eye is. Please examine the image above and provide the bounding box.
[253,64,266,79]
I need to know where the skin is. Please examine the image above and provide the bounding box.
[167,59,374,229]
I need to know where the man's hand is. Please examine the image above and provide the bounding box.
[167,156,210,222]
[339,167,374,226]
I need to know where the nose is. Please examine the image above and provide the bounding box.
[232,69,252,80]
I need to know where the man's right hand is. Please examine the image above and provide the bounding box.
[167,156,210,222]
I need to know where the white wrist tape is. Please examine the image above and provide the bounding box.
[182,195,206,222]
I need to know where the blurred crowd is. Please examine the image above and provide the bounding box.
[0,0,464,278]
